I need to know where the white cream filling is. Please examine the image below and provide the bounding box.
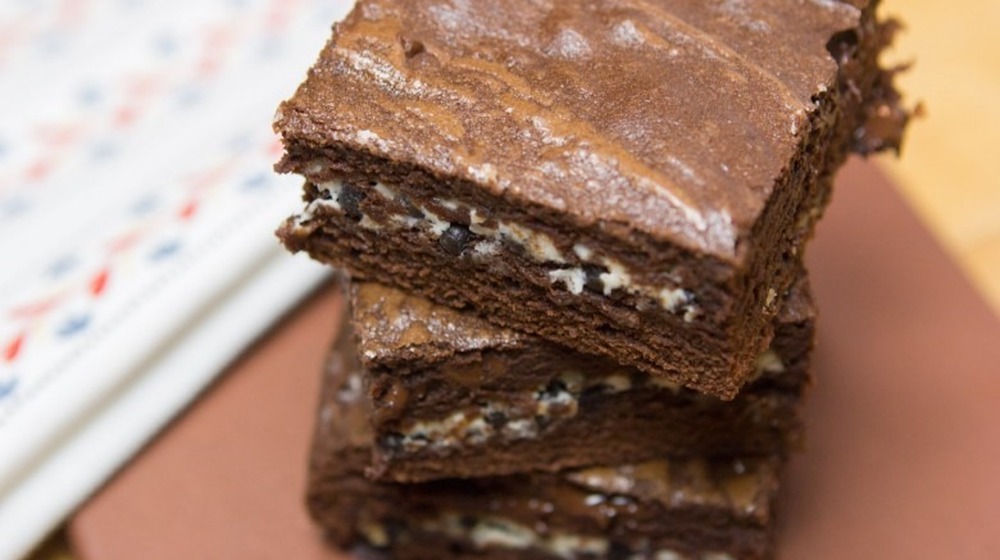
[746,347,788,384]
[497,221,566,263]
[536,385,578,417]
[601,373,633,392]
[764,288,778,310]
[361,512,736,560]
[421,206,452,237]
[648,375,682,393]
[423,515,610,560]
[293,179,698,317]
[599,258,632,296]
[389,339,788,453]
[559,370,586,392]
[359,521,390,547]
[396,409,490,451]
[502,418,539,440]
[572,243,594,260]
[755,349,786,374]
[337,373,364,403]
[391,214,420,228]
[658,286,692,313]
[390,372,627,452]
[374,182,397,200]
[548,268,586,295]
[473,239,501,257]
[358,215,383,230]
[294,181,343,225]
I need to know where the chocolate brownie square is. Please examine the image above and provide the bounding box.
[343,276,813,482]
[275,0,905,397]
[309,342,784,560]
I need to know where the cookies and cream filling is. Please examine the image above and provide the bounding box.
[422,514,610,559]
[381,342,786,454]
[360,512,736,560]
[293,178,699,321]
[383,371,623,453]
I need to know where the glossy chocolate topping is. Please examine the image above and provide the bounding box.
[276,0,866,256]
[351,279,526,368]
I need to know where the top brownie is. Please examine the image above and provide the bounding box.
[275,0,904,397]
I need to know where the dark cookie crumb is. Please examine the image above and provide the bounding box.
[538,379,568,401]
[338,182,366,221]
[439,223,473,256]
[582,264,607,293]
[380,432,405,453]
[485,410,508,429]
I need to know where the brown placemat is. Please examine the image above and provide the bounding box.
[68,158,1000,559]
[68,285,347,560]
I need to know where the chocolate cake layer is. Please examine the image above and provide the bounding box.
[345,276,813,482]
[310,350,783,560]
[275,0,906,398]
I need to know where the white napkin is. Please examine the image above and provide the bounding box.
[0,1,353,557]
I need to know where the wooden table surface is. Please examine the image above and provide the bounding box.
[26,1,1000,558]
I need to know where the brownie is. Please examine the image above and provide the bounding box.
[344,276,813,482]
[309,348,784,560]
[275,0,906,398]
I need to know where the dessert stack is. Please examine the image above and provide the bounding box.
[273,1,908,558]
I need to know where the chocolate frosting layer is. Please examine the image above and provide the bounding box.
[276,0,865,257]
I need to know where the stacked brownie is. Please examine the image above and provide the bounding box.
[273,1,908,558]
[305,279,812,559]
